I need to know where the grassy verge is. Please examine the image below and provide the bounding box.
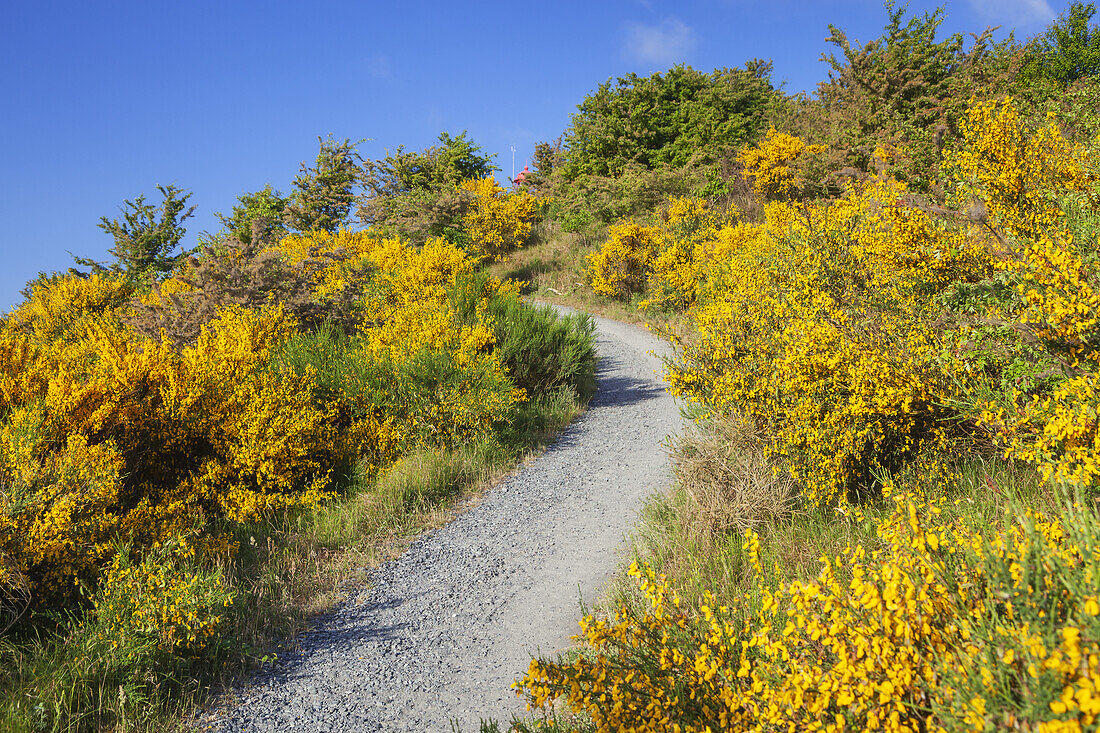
[614,439,1058,616]
[489,223,644,327]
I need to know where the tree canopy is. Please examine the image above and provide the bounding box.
[812,1,1009,188]
[285,136,363,233]
[1020,1,1100,85]
[357,131,497,236]
[560,62,778,180]
[215,184,289,246]
[361,131,496,203]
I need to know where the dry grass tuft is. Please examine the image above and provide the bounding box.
[670,413,797,534]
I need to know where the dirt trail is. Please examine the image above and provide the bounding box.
[205,309,683,732]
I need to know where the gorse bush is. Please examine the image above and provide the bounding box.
[517,494,1100,732]
[586,222,662,301]
[643,196,734,311]
[942,99,1100,499]
[0,223,590,614]
[460,177,542,261]
[575,96,1100,509]
[665,188,978,506]
[548,88,1100,732]
[3,272,133,345]
[2,198,600,728]
[738,127,827,201]
[0,300,335,601]
[584,196,736,310]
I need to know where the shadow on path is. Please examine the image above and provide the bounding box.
[590,373,668,409]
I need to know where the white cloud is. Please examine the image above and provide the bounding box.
[968,0,1056,30]
[367,53,391,79]
[622,18,696,65]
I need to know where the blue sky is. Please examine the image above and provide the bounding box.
[0,0,1065,312]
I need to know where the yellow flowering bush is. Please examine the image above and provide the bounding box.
[166,305,337,526]
[974,231,1100,497]
[654,98,1100,506]
[0,432,124,593]
[264,227,374,301]
[270,230,524,448]
[947,98,1091,241]
[548,95,1100,732]
[983,372,1100,495]
[517,497,1100,732]
[355,235,525,445]
[944,100,1100,497]
[0,224,539,604]
[4,273,132,344]
[584,197,736,310]
[738,127,826,201]
[0,300,336,597]
[0,333,50,421]
[641,197,733,311]
[586,222,663,300]
[665,185,979,507]
[88,539,233,661]
[460,176,542,260]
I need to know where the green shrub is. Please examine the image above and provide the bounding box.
[272,322,520,460]
[486,297,596,400]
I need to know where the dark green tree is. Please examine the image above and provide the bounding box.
[815,1,1007,189]
[216,184,289,246]
[1020,2,1100,85]
[360,131,496,203]
[428,131,498,186]
[357,131,497,238]
[77,184,196,281]
[526,138,562,190]
[285,136,363,233]
[561,62,777,180]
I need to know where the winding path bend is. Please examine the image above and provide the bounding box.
[205,309,683,732]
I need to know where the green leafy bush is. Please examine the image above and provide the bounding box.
[485,297,597,400]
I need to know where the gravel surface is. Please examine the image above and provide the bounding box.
[202,309,683,732]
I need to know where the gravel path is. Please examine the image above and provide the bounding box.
[203,309,683,732]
